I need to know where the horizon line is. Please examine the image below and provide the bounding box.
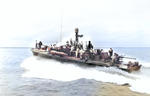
[0,46,150,48]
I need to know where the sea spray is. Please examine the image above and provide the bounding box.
[20,56,150,94]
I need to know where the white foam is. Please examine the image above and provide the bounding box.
[20,56,150,94]
[140,62,150,68]
[130,78,150,94]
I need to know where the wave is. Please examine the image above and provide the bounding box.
[20,56,150,94]
[140,62,150,68]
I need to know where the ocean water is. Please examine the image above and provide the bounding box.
[0,47,150,96]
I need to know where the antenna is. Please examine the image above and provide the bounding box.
[60,13,62,45]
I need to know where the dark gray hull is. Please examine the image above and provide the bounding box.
[30,48,141,72]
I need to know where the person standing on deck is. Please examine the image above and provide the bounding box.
[79,42,84,60]
[70,46,74,56]
[109,48,113,59]
[74,41,78,50]
[87,41,94,59]
[66,41,69,48]
[35,40,38,48]
[76,43,80,58]
[80,41,83,50]
[39,41,43,49]
[87,41,93,50]
[112,53,118,63]
[70,38,73,46]
[65,41,70,55]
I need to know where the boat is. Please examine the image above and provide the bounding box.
[31,28,142,72]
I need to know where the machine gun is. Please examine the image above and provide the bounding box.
[113,55,136,64]
[119,56,136,60]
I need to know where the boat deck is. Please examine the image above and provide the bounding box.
[31,48,111,66]
[31,48,141,72]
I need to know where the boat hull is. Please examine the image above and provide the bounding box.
[30,48,141,72]
[127,65,142,73]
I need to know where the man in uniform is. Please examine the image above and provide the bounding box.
[109,48,113,59]
[39,41,43,49]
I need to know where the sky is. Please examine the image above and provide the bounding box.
[0,0,150,47]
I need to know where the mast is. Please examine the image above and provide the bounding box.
[75,28,83,43]
[60,12,63,45]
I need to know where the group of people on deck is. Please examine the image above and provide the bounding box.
[35,40,43,49]
[35,39,114,60]
[110,48,139,67]
[35,40,139,67]
[127,61,139,68]
[35,40,117,61]
[35,38,94,60]
[66,38,94,60]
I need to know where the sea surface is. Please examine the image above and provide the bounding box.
[0,47,150,96]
